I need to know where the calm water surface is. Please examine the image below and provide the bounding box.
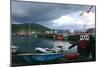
[12,35,77,53]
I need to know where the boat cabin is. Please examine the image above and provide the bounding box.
[80,34,89,41]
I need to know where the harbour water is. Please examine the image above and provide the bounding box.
[11,35,77,53]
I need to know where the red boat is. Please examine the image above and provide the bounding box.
[64,53,79,60]
[56,35,64,41]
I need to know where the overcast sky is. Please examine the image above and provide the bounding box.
[11,1,95,31]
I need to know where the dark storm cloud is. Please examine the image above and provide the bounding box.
[11,1,95,30]
[11,1,90,23]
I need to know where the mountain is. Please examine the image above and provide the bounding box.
[12,23,51,33]
[86,28,95,33]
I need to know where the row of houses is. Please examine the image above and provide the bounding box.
[13,28,95,37]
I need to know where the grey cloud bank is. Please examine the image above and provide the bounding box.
[11,1,95,30]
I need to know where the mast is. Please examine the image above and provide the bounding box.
[83,24,86,32]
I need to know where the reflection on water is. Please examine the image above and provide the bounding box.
[12,35,77,53]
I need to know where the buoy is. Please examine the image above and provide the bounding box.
[64,53,79,60]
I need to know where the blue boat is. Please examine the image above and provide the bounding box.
[17,53,64,64]
[31,53,64,62]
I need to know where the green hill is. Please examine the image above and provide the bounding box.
[12,23,50,33]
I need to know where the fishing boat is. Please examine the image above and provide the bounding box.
[34,53,63,62]
[16,47,64,64]
[12,44,80,65]
[56,35,64,41]
[16,52,64,65]
[19,53,64,61]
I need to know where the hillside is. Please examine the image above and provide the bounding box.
[86,28,95,33]
[12,23,50,33]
